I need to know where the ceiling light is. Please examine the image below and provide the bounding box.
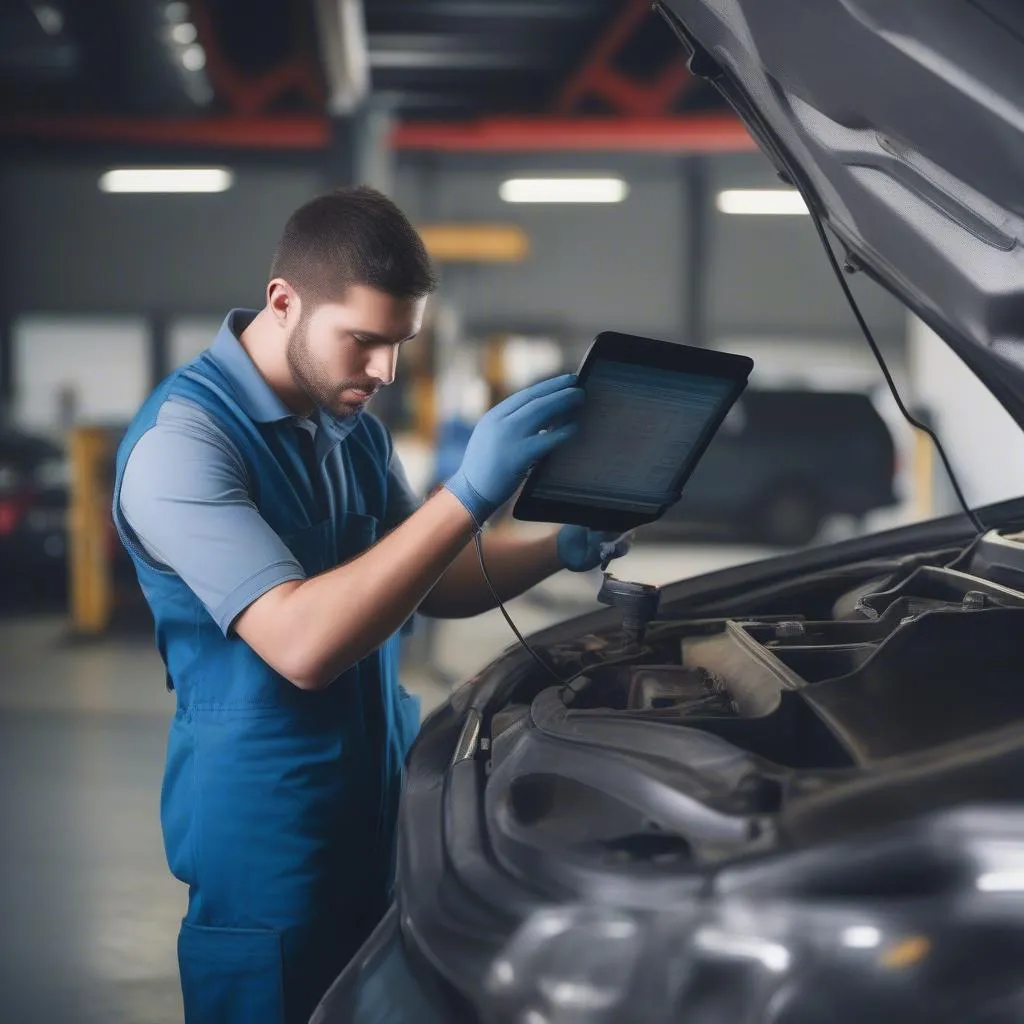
[716,189,809,215]
[171,21,197,45]
[977,870,1024,892]
[165,1,189,22]
[99,168,234,194]
[840,925,882,949]
[32,3,63,35]
[499,178,628,204]
[181,44,206,71]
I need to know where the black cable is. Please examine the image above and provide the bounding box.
[474,533,657,695]
[803,198,987,539]
[474,532,568,686]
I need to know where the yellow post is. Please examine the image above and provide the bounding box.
[412,374,436,443]
[913,427,934,521]
[406,316,437,443]
[483,333,509,406]
[68,427,113,635]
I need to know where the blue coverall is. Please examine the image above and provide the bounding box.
[113,314,420,1023]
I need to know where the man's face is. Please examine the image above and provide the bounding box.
[286,284,426,418]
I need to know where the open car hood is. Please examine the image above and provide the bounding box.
[658,0,1024,425]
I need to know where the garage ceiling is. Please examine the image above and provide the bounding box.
[0,0,730,123]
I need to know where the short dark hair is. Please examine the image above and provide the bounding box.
[270,186,438,305]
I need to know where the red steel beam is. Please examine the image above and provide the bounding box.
[390,115,754,153]
[0,114,753,153]
[0,115,332,149]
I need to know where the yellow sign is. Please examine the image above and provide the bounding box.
[417,224,529,263]
[881,935,931,970]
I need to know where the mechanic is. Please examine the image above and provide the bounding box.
[112,186,628,1024]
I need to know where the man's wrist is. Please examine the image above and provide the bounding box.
[431,486,481,534]
[443,471,496,530]
[543,528,564,572]
[550,525,566,570]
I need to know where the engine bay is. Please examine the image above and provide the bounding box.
[482,529,1024,868]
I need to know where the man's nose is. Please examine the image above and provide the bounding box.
[367,345,399,387]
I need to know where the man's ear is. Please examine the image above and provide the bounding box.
[267,279,301,327]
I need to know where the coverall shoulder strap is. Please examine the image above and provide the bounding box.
[349,412,394,466]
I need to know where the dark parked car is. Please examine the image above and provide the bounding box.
[0,427,68,586]
[657,388,897,546]
[315,2,1024,1021]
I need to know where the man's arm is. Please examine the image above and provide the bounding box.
[233,489,475,688]
[120,403,475,689]
[123,374,584,692]
[417,530,562,619]
[232,376,589,686]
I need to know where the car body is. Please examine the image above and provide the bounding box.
[0,426,69,588]
[315,2,1024,1020]
[654,388,898,546]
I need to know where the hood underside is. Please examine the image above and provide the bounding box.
[659,0,1024,423]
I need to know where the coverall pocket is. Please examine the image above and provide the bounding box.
[282,512,379,576]
[281,519,336,576]
[179,921,285,1024]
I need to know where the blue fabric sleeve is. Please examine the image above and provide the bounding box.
[383,451,421,532]
[118,398,306,636]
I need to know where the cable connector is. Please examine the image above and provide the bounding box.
[597,573,662,649]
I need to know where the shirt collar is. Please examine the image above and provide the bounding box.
[208,309,362,442]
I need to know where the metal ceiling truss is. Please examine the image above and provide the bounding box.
[556,0,694,116]
[190,0,324,116]
[0,0,751,153]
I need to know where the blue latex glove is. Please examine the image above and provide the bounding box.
[557,527,632,572]
[445,374,583,527]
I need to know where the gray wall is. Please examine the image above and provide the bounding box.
[0,161,324,315]
[1,146,908,378]
[394,154,687,349]
[707,154,906,344]
[395,150,908,353]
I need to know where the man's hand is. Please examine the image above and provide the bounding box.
[556,526,632,572]
[445,375,583,527]
[419,526,633,620]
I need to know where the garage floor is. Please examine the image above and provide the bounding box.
[0,543,768,1024]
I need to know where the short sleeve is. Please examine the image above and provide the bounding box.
[118,398,306,635]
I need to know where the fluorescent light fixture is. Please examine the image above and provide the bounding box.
[99,168,234,194]
[499,177,628,204]
[170,21,197,45]
[717,188,809,215]
[841,926,882,949]
[977,870,1024,892]
[489,959,514,987]
[32,3,64,35]
[181,43,206,71]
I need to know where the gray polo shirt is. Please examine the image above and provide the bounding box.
[119,310,421,634]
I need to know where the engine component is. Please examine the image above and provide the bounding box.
[626,666,735,715]
[597,573,662,648]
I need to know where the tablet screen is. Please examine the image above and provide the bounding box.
[530,359,736,513]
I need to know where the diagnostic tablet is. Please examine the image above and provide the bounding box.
[513,332,753,531]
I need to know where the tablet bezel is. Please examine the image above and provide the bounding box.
[512,331,754,531]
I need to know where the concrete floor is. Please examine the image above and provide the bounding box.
[0,542,768,1024]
